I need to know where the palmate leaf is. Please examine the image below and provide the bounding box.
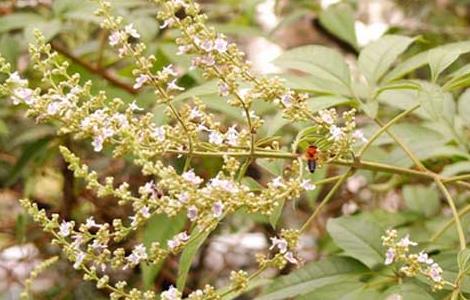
[402,185,440,218]
[358,35,415,85]
[256,257,368,300]
[318,3,358,49]
[326,216,384,269]
[274,46,352,96]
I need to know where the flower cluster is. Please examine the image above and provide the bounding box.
[0,0,359,298]
[382,229,447,290]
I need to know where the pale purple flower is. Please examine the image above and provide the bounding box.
[187,206,198,221]
[271,177,284,188]
[124,24,140,39]
[270,237,288,253]
[209,131,224,145]
[126,244,147,266]
[197,124,210,132]
[397,234,417,248]
[200,55,215,66]
[200,40,214,52]
[13,88,35,105]
[417,252,434,265]
[85,217,100,229]
[429,263,443,282]
[225,126,239,146]
[73,251,86,269]
[212,201,224,218]
[8,72,28,86]
[92,135,104,152]
[319,110,334,124]
[160,19,175,29]
[189,107,203,120]
[214,37,228,53]
[177,45,191,55]
[209,177,239,193]
[329,125,343,141]
[58,221,74,237]
[162,64,178,77]
[280,93,293,107]
[108,31,122,46]
[161,285,181,300]
[133,74,150,89]
[47,101,61,115]
[140,206,151,219]
[182,169,203,185]
[218,81,230,97]
[153,126,166,142]
[384,248,395,265]
[177,192,190,203]
[353,130,368,143]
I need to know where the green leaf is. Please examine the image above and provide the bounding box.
[269,199,284,229]
[274,46,352,96]
[443,64,470,91]
[177,228,211,290]
[256,257,367,300]
[141,213,186,289]
[0,13,45,33]
[295,281,367,300]
[402,185,440,218]
[458,249,470,273]
[428,48,461,82]
[307,95,351,112]
[318,4,358,49]
[383,40,470,83]
[440,161,470,177]
[384,283,434,300]
[25,20,63,43]
[458,89,470,125]
[418,82,454,123]
[358,35,414,85]
[326,216,384,269]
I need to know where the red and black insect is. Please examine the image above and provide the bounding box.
[305,145,318,173]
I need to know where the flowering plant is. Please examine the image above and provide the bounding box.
[1,0,470,299]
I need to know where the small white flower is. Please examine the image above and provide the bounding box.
[225,126,239,146]
[141,181,155,195]
[200,40,214,52]
[85,217,100,229]
[212,201,224,218]
[187,206,198,221]
[209,177,239,193]
[177,192,190,203]
[385,248,395,265]
[182,169,203,185]
[161,285,182,300]
[73,251,86,269]
[429,263,443,282]
[126,244,147,266]
[177,45,191,55]
[129,100,144,111]
[270,237,288,253]
[8,72,28,86]
[59,221,74,237]
[319,110,334,124]
[218,81,230,97]
[13,88,35,105]
[47,101,61,115]
[397,234,417,247]
[329,125,343,141]
[208,131,224,145]
[271,177,284,188]
[133,74,150,89]
[417,252,434,265]
[92,135,104,152]
[162,64,178,77]
[153,126,166,142]
[160,18,175,29]
[284,251,298,264]
[140,206,151,219]
[301,179,316,191]
[124,23,140,39]
[108,31,122,46]
[167,79,185,91]
[197,124,210,132]
[189,107,203,120]
[280,93,293,108]
[102,127,115,138]
[214,37,228,53]
[178,232,190,242]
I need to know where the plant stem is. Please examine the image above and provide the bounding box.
[300,169,353,233]
[434,177,466,250]
[358,104,420,157]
